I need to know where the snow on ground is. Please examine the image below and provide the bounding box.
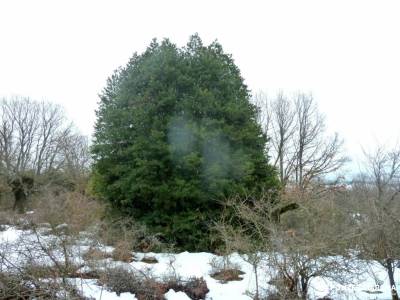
[0,225,24,243]
[1,226,399,300]
[165,289,191,300]
[74,279,137,300]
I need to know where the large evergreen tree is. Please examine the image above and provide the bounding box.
[91,35,278,250]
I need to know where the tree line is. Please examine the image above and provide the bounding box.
[0,97,90,212]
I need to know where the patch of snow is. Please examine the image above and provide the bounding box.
[164,289,191,300]
[0,226,23,243]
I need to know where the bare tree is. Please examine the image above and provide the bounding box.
[58,134,91,191]
[351,146,400,300]
[0,96,89,211]
[254,92,348,189]
[254,92,296,185]
[216,188,361,299]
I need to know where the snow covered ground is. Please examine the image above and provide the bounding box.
[1,225,399,300]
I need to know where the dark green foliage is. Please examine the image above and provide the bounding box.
[91,34,279,250]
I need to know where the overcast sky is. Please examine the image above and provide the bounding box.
[1,0,399,172]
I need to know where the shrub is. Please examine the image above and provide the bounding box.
[217,189,364,300]
[98,217,165,252]
[0,272,89,300]
[209,256,244,283]
[34,190,104,234]
[111,240,134,263]
[100,266,209,299]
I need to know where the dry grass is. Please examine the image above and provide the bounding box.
[210,268,245,282]
[82,246,112,261]
[209,255,245,283]
[33,190,105,233]
[0,271,88,300]
[99,266,209,300]
[112,240,134,263]
[141,256,158,264]
[97,217,168,254]
[0,211,13,226]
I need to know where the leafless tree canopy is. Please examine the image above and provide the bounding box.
[0,96,90,211]
[254,91,348,189]
[351,146,400,300]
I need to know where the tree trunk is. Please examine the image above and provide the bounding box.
[386,258,399,300]
[253,263,259,300]
[11,176,34,213]
[12,180,27,213]
[300,275,308,299]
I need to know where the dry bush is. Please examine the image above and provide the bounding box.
[0,226,86,283]
[112,240,134,263]
[99,266,143,296]
[165,276,209,300]
[209,256,244,283]
[210,268,245,283]
[217,189,363,300]
[33,190,105,234]
[98,217,165,252]
[268,192,363,299]
[0,207,30,229]
[0,271,89,300]
[141,256,158,264]
[82,246,111,261]
[99,266,165,299]
[159,257,208,299]
[100,266,209,300]
[0,211,13,227]
[0,175,12,210]
[0,222,102,299]
[0,230,88,299]
[0,219,203,299]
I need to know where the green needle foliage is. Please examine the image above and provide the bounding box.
[91,34,279,250]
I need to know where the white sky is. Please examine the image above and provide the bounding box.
[1,0,399,172]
